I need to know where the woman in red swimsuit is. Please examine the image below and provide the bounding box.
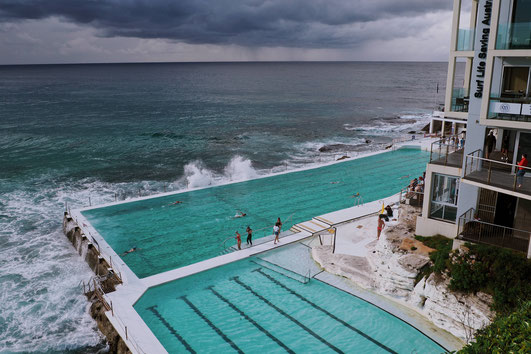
[377,214,386,240]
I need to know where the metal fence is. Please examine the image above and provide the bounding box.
[458,208,530,254]
[464,149,531,191]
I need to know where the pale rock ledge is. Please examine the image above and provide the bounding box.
[311,205,494,342]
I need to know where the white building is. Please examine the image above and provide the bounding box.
[416,0,531,258]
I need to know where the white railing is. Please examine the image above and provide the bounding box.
[68,212,123,283]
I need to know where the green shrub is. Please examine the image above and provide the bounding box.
[412,238,531,313]
[448,252,487,293]
[410,246,417,251]
[458,301,531,353]
[448,243,531,313]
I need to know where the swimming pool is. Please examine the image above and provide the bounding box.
[82,147,429,278]
[134,242,444,353]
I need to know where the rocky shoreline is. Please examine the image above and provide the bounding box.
[63,212,131,354]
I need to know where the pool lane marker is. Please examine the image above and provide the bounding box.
[253,268,398,354]
[314,216,334,225]
[230,276,344,354]
[207,286,295,354]
[179,295,244,354]
[146,305,196,354]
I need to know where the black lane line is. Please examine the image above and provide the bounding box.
[207,286,295,354]
[146,305,196,354]
[179,295,244,354]
[250,259,306,283]
[253,268,398,354]
[230,276,344,354]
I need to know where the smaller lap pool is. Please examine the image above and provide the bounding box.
[134,242,445,353]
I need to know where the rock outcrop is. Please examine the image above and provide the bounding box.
[311,205,494,342]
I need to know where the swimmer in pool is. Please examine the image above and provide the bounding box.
[169,201,183,206]
[121,247,138,256]
[234,211,247,218]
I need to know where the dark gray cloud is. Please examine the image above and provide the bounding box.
[0,0,452,48]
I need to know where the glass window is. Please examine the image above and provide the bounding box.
[429,173,459,222]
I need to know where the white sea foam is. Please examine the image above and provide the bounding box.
[180,155,259,188]
[0,184,107,352]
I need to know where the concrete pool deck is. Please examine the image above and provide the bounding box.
[66,137,455,353]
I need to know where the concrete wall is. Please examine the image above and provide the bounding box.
[416,215,459,238]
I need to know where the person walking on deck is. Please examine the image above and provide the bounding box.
[377,214,386,240]
[235,231,242,250]
[517,153,528,188]
[246,226,253,246]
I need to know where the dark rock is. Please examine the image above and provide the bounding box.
[318,143,357,153]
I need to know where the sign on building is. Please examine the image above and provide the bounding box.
[490,101,522,115]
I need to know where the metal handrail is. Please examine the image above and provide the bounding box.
[464,150,531,190]
[78,276,147,353]
[429,134,463,165]
[458,211,531,254]
[69,213,123,283]
[460,216,531,236]
[108,301,148,354]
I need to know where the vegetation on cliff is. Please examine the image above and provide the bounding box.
[458,301,531,354]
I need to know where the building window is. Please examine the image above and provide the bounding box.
[429,173,459,222]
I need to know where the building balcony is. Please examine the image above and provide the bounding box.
[462,149,531,197]
[457,28,475,51]
[450,88,469,113]
[458,208,530,255]
[487,95,531,123]
[429,137,464,168]
[496,22,531,50]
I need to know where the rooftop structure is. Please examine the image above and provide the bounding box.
[417,0,531,258]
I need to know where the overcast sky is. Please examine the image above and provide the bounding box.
[0,0,455,65]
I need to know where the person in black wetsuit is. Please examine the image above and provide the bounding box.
[246,226,253,246]
[385,205,393,217]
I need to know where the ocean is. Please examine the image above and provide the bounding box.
[0,61,447,352]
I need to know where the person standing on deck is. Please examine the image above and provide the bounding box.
[246,226,253,246]
[485,131,496,159]
[377,214,386,240]
[273,224,280,244]
[517,153,528,188]
[273,217,282,244]
[235,231,242,250]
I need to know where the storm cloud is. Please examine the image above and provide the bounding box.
[0,0,452,48]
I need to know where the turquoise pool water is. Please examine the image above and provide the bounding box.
[82,148,429,278]
[134,243,444,353]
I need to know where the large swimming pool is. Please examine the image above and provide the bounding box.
[82,147,429,278]
[134,242,445,353]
